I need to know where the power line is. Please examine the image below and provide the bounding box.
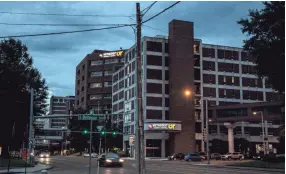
[142,1,181,24]
[0,24,135,38]
[142,24,167,33]
[0,11,132,18]
[142,1,157,16]
[0,22,133,27]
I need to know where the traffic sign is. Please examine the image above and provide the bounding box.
[79,114,104,121]
[96,126,104,131]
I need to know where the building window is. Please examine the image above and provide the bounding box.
[231,77,235,84]
[104,94,112,99]
[91,60,103,66]
[104,81,112,87]
[105,59,118,64]
[223,76,226,84]
[104,71,113,76]
[147,41,162,52]
[81,75,85,81]
[90,94,101,100]
[81,86,84,91]
[90,83,102,88]
[223,89,226,97]
[90,71,102,77]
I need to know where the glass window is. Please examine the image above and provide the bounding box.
[104,94,112,99]
[91,60,103,66]
[105,59,118,64]
[104,81,112,87]
[90,95,101,100]
[90,83,102,88]
[104,71,113,76]
[90,72,102,77]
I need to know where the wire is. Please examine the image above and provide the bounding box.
[0,22,133,27]
[142,1,181,24]
[142,24,167,33]
[0,11,132,18]
[0,24,135,38]
[142,1,157,16]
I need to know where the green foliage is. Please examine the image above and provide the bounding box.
[237,1,285,92]
[0,38,48,157]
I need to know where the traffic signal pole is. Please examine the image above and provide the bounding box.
[88,119,93,174]
[28,88,34,166]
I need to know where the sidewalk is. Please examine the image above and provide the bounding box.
[122,157,168,161]
[0,164,52,173]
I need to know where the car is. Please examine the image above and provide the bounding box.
[83,153,98,158]
[184,153,203,162]
[211,153,222,160]
[196,152,207,160]
[98,153,124,167]
[221,153,232,160]
[39,152,50,158]
[231,152,244,160]
[168,153,185,160]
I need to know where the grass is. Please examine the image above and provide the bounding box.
[0,158,31,169]
[228,160,285,169]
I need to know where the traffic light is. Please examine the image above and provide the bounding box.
[112,131,116,136]
[101,131,105,135]
[202,128,206,142]
[83,129,88,135]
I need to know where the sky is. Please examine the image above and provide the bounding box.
[0,1,265,99]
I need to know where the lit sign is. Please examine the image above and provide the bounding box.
[99,51,124,58]
[144,123,181,131]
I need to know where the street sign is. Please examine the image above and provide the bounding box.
[96,126,104,131]
[79,114,104,121]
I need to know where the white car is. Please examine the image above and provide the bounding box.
[221,153,232,160]
[83,153,98,158]
[39,152,50,158]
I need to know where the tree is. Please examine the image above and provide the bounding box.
[237,1,285,93]
[0,38,48,157]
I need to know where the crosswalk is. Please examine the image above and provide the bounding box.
[142,162,280,174]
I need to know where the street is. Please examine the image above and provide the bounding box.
[36,156,282,174]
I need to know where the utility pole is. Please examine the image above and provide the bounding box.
[28,88,34,166]
[135,2,145,174]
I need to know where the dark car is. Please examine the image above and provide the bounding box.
[168,153,185,160]
[184,153,203,161]
[211,153,222,160]
[98,153,124,167]
[197,152,207,160]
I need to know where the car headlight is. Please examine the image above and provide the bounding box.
[46,154,49,157]
[40,155,43,157]
[105,159,112,163]
[119,159,124,162]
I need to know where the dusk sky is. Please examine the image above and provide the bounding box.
[0,1,265,99]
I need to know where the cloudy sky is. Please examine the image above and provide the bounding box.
[0,1,264,97]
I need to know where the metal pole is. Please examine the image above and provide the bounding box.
[261,111,266,155]
[201,98,205,152]
[28,88,34,165]
[97,137,101,174]
[89,119,92,174]
[205,99,210,164]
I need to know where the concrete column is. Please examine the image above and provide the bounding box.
[265,121,269,154]
[224,123,235,153]
[161,139,165,158]
[241,121,245,135]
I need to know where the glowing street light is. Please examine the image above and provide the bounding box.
[184,90,191,97]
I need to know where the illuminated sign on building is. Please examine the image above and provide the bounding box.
[99,51,124,58]
[144,123,181,131]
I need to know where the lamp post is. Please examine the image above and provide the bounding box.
[253,111,266,155]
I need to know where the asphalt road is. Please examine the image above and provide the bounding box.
[36,156,282,174]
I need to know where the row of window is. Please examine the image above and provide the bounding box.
[203,61,257,74]
[90,59,121,66]
[89,94,112,100]
[113,91,124,102]
[90,71,113,77]
[89,82,112,88]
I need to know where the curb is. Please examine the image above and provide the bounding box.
[0,165,53,174]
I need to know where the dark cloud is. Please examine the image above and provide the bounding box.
[0,1,264,96]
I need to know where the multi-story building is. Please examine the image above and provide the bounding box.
[75,50,125,114]
[49,96,75,128]
[112,19,283,157]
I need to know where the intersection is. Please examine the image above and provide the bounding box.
[36,156,284,174]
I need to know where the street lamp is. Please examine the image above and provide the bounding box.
[184,89,191,97]
[253,111,266,155]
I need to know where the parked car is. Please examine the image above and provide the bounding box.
[211,153,222,160]
[83,153,98,158]
[184,153,203,161]
[168,153,185,160]
[98,153,124,167]
[231,152,244,160]
[196,152,207,160]
[221,153,232,160]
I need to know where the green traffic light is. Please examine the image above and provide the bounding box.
[101,131,105,135]
[113,132,116,135]
[83,130,88,134]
